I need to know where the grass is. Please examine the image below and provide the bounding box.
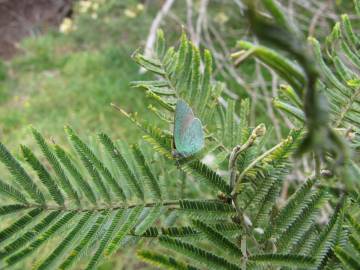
[0,0,160,153]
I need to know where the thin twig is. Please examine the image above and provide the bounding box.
[229,123,266,190]
[233,136,291,195]
[308,0,332,36]
[143,0,175,58]
[20,200,181,213]
[185,0,196,43]
[194,0,209,46]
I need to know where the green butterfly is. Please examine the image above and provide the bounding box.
[172,99,204,158]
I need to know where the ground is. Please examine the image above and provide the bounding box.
[0,0,73,59]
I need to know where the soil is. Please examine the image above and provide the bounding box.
[0,0,74,60]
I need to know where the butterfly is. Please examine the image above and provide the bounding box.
[172,99,205,158]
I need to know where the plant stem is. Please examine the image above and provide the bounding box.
[23,200,181,213]
[229,123,266,190]
[314,152,321,178]
[233,137,290,195]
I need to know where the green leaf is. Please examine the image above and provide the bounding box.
[85,209,125,270]
[335,246,360,270]
[138,249,200,270]
[223,99,236,148]
[0,208,42,244]
[0,178,28,204]
[189,44,201,104]
[192,219,241,256]
[181,161,231,195]
[0,204,28,217]
[347,214,360,239]
[159,236,241,270]
[340,14,359,49]
[21,145,64,206]
[59,211,109,270]
[105,206,143,255]
[155,29,166,59]
[132,145,162,201]
[266,178,317,239]
[134,54,165,75]
[36,212,93,270]
[0,211,61,260]
[0,142,45,204]
[236,41,305,94]
[5,211,75,267]
[54,145,97,205]
[262,0,291,30]
[248,254,315,268]
[273,98,305,122]
[276,190,328,252]
[198,49,212,118]
[179,200,235,220]
[32,128,80,205]
[134,205,163,235]
[65,127,112,204]
[99,133,144,200]
[310,202,345,267]
[65,127,126,202]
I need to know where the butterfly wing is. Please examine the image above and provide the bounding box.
[174,99,194,152]
[174,99,204,157]
[178,118,204,156]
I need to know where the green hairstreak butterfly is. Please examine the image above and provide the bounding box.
[172,99,204,158]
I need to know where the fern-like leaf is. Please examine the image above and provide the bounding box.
[36,212,93,270]
[159,236,241,270]
[191,219,241,256]
[181,161,231,195]
[0,211,61,260]
[248,253,315,268]
[85,209,125,270]
[21,145,64,206]
[138,249,200,270]
[132,144,162,201]
[59,211,109,269]
[32,128,80,205]
[335,246,360,270]
[0,142,45,204]
[4,211,76,267]
[54,145,97,205]
[179,199,235,220]
[105,206,143,255]
[99,133,144,200]
[134,205,163,235]
[65,127,126,201]
[0,178,28,204]
[0,208,42,244]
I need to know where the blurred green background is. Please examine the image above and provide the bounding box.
[0,0,172,151]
